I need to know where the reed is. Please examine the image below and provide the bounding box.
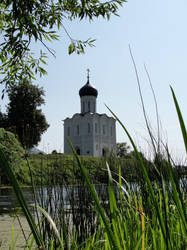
[0,87,186,249]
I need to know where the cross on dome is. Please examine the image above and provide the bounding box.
[87,68,90,81]
[79,69,98,98]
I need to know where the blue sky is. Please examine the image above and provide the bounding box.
[1,0,187,159]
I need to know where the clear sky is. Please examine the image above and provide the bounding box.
[1,0,187,160]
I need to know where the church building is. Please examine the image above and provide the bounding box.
[64,71,116,157]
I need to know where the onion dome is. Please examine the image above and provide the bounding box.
[79,81,98,97]
[79,69,98,97]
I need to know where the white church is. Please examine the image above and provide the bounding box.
[64,71,116,157]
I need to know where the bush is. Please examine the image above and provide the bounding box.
[0,128,29,184]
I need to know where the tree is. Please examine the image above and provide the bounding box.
[116,142,131,158]
[0,109,9,128]
[6,80,49,148]
[0,0,126,88]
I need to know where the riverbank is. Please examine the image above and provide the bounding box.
[0,215,31,249]
[1,153,186,187]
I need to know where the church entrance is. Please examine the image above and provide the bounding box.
[102,148,106,156]
[76,147,80,155]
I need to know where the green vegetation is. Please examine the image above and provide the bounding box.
[116,142,131,158]
[27,152,145,185]
[0,147,185,186]
[0,128,30,185]
[0,1,185,248]
[0,87,186,249]
[0,150,176,186]
[0,0,126,87]
[1,79,49,149]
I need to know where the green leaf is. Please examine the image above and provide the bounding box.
[39,58,47,65]
[68,139,121,250]
[106,105,171,250]
[170,86,187,154]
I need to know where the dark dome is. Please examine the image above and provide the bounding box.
[79,81,98,97]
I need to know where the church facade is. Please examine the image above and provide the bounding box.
[64,73,116,157]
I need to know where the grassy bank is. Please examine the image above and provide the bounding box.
[2,151,185,186]
[27,153,142,185]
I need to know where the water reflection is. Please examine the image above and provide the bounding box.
[0,179,185,216]
[0,185,116,215]
[0,187,34,215]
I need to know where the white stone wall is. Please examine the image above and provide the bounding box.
[64,113,116,156]
[92,114,116,156]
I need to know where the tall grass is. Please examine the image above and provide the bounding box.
[0,87,186,249]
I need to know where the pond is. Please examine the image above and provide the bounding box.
[0,184,113,216]
[1,179,185,216]
[0,187,34,215]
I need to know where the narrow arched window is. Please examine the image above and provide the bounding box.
[88,123,90,133]
[88,101,90,112]
[103,125,105,135]
[77,125,79,135]
[95,123,97,133]
[76,147,80,155]
[102,148,106,156]
[68,127,70,136]
[83,102,85,113]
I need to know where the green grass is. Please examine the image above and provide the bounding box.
[2,150,182,187]
[5,153,149,186]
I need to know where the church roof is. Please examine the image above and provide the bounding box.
[79,80,98,97]
[64,112,116,121]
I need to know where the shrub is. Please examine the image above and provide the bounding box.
[0,128,29,184]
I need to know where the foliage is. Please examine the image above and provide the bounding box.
[0,128,29,184]
[28,153,107,185]
[0,150,183,186]
[0,145,44,247]
[116,142,131,158]
[6,79,49,149]
[0,87,186,249]
[0,0,126,88]
[105,87,187,249]
[22,152,151,185]
[0,109,8,128]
